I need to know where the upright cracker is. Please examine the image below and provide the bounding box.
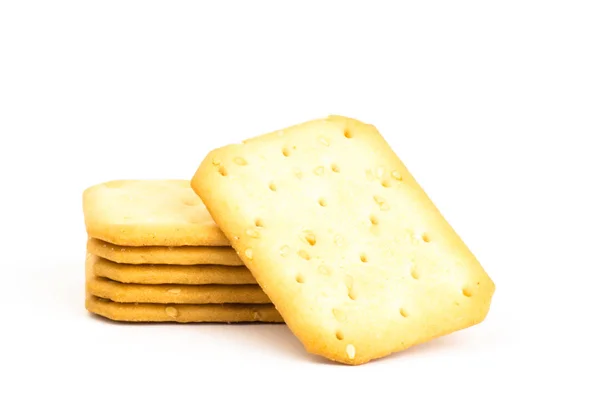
[192,115,495,365]
[87,238,242,265]
[92,255,257,285]
[83,180,229,246]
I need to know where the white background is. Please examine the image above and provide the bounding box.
[1,1,599,395]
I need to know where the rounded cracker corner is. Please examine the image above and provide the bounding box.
[325,114,380,137]
[82,179,132,200]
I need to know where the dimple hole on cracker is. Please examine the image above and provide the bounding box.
[344,129,353,138]
[348,290,358,300]
[462,287,473,297]
[255,218,264,228]
[298,250,311,260]
[373,195,390,211]
[360,253,368,263]
[422,233,431,243]
[370,215,379,226]
[411,266,420,280]
[295,274,305,284]
[269,182,277,192]
[400,308,409,318]
[336,331,345,341]
[381,179,392,188]
[303,231,317,246]
[282,147,291,157]
[318,198,328,207]
[331,164,341,173]
[392,170,403,181]
[218,166,228,176]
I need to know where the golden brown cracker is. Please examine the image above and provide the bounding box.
[92,255,256,285]
[87,276,270,304]
[86,296,282,323]
[191,115,495,365]
[83,180,229,246]
[87,238,242,265]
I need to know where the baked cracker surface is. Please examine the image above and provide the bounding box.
[192,115,495,365]
[83,180,229,246]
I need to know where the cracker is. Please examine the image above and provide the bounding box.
[88,238,243,266]
[191,115,495,365]
[86,252,266,304]
[88,276,270,304]
[86,296,282,323]
[92,255,256,285]
[82,180,229,246]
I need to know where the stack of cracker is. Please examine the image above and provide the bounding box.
[83,180,282,323]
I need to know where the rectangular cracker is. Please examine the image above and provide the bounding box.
[88,277,270,304]
[82,180,229,246]
[191,115,495,365]
[92,254,256,285]
[86,253,268,304]
[86,296,282,323]
[88,238,243,266]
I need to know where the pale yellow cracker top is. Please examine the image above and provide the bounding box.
[83,180,229,246]
[192,115,495,365]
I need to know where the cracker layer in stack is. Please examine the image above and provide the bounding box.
[82,180,282,323]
